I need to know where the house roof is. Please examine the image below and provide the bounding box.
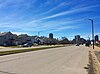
[97,40,100,42]
[0,32,12,36]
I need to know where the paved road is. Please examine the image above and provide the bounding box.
[0,46,89,74]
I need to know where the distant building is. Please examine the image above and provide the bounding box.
[80,38,86,44]
[75,35,80,44]
[95,35,99,41]
[49,33,53,39]
[72,39,76,44]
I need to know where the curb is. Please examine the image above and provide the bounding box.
[89,50,100,74]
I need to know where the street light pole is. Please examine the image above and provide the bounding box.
[38,32,40,37]
[88,19,94,49]
[37,31,41,44]
[38,31,41,37]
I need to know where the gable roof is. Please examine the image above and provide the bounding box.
[0,32,12,36]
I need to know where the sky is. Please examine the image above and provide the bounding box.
[0,0,100,40]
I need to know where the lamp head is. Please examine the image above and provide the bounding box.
[88,19,93,21]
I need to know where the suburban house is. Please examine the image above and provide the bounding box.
[96,40,100,44]
[17,34,31,45]
[0,32,17,45]
[0,32,59,46]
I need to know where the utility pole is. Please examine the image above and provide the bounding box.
[88,19,94,49]
[38,32,40,37]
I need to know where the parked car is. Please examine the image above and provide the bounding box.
[85,43,90,47]
[3,43,8,47]
[76,44,80,46]
[22,43,33,47]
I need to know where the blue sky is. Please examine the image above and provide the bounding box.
[0,0,100,39]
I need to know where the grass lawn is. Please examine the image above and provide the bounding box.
[95,51,100,62]
[96,44,100,47]
[97,45,100,47]
[0,46,64,56]
[7,46,23,48]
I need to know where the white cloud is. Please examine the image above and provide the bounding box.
[0,0,10,9]
[12,32,28,35]
[42,19,82,29]
[0,0,99,37]
[51,26,78,32]
[81,33,100,40]
[95,33,100,36]
[29,4,99,23]
[42,5,99,20]
[0,0,36,9]
[40,2,71,15]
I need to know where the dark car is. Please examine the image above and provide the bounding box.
[22,43,33,47]
[76,44,80,46]
[3,43,8,47]
[85,43,90,47]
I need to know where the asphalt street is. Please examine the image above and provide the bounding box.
[0,45,89,74]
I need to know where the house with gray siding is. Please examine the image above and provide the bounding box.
[0,32,17,45]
